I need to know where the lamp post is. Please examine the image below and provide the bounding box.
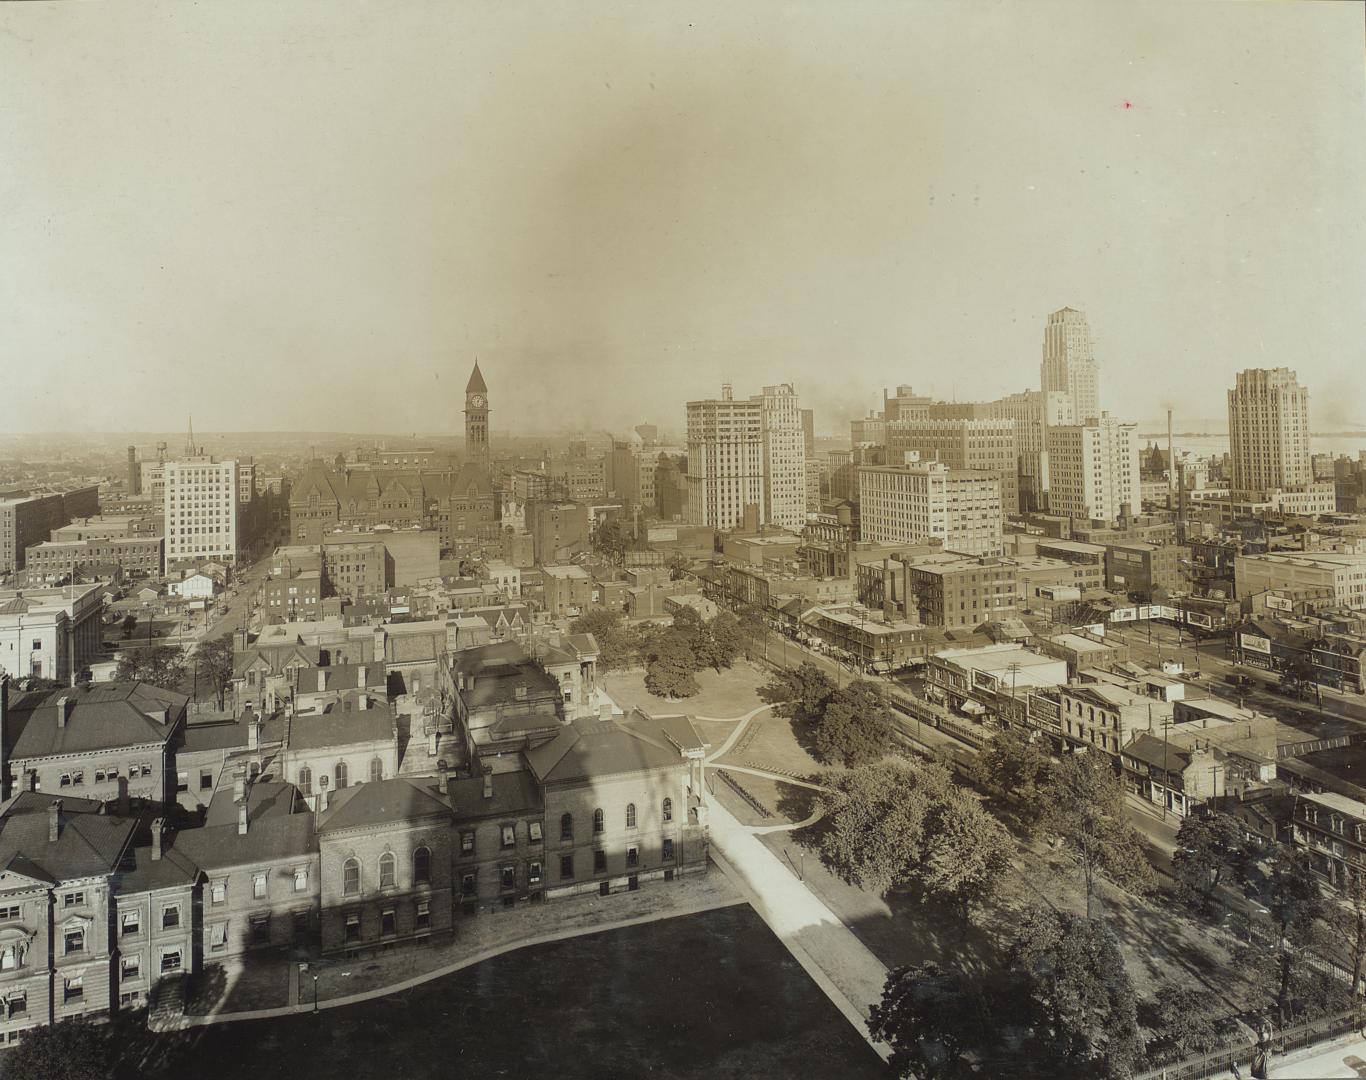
[312,974,319,1013]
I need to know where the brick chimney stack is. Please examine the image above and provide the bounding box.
[48,800,62,842]
[151,817,164,861]
[482,769,493,800]
[438,760,449,795]
[56,695,73,728]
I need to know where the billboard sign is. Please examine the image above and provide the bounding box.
[1239,633,1272,655]
[1110,607,1138,623]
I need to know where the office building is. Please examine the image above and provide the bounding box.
[1228,368,1312,496]
[1040,307,1100,423]
[0,488,100,577]
[858,460,1003,556]
[164,458,240,571]
[885,417,1019,514]
[1045,414,1140,525]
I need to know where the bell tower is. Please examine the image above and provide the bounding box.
[464,361,490,468]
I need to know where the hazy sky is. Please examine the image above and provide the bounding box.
[2,1,1363,437]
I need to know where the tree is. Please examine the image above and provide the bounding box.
[869,963,985,1079]
[1,1017,109,1080]
[918,785,1015,930]
[974,725,1051,826]
[643,630,699,699]
[1279,653,1317,700]
[736,607,769,661]
[1008,907,1144,1079]
[571,609,639,671]
[666,553,691,581]
[696,611,744,673]
[758,662,835,723]
[114,644,187,691]
[818,760,953,896]
[1172,812,1263,912]
[1153,985,1228,1061]
[590,517,633,566]
[120,613,137,638]
[812,680,895,768]
[1328,871,1366,1004]
[1259,846,1329,1024]
[194,634,235,709]
[1040,752,1156,913]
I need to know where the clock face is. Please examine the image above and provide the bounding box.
[469,395,485,409]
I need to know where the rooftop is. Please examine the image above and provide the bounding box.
[8,682,187,759]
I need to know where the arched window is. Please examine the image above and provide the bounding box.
[560,813,573,842]
[369,757,383,783]
[413,846,431,886]
[335,762,348,789]
[662,797,672,823]
[625,803,637,829]
[298,766,312,797]
[379,852,396,889]
[343,858,360,896]
[592,808,604,835]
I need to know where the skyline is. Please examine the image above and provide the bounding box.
[3,2,1364,435]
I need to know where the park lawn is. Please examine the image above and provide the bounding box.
[711,771,817,828]
[148,906,888,1080]
[602,661,770,719]
[715,711,837,780]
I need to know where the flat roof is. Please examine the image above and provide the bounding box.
[933,644,1067,687]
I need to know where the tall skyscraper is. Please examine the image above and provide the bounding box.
[164,457,240,570]
[685,383,807,531]
[1045,414,1139,524]
[1228,367,1312,495]
[1040,307,1100,423]
[465,361,490,470]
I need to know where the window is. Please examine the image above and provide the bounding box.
[64,891,85,908]
[460,831,475,855]
[343,858,360,896]
[162,905,181,930]
[121,910,141,936]
[64,976,84,1002]
[345,913,362,944]
[121,955,140,981]
[593,850,607,873]
[461,873,477,897]
[626,803,637,829]
[627,846,639,868]
[413,847,431,886]
[298,766,312,796]
[379,852,396,889]
[293,866,308,892]
[335,762,348,789]
[528,820,543,843]
[176,771,189,794]
[161,948,183,973]
[292,911,309,940]
[253,872,268,900]
[662,838,674,861]
[369,757,383,783]
[210,922,228,951]
[529,861,542,885]
[415,900,431,932]
[6,993,27,1019]
[199,769,214,791]
[501,824,516,848]
[560,854,574,880]
[593,808,604,835]
[211,879,227,904]
[662,797,673,823]
[560,813,573,841]
[500,866,515,891]
[64,927,85,955]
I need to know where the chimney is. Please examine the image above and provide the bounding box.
[599,702,613,721]
[48,800,62,842]
[358,693,368,711]
[151,817,164,861]
[438,760,449,795]
[238,801,249,836]
[56,695,73,728]
[514,684,527,701]
[245,705,258,750]
[233,766,247,805]
[482,769,493,800]
[357,664,367,687]
[317,669,327,692]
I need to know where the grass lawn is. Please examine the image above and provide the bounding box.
[148,906,887,1080]
[715,711,834,780]
[603,662,770,719]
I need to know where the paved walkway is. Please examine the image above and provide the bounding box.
[717,762,833,793]
[705,791,892,1063]
[705,703,776,760]
[152,875,744,1031]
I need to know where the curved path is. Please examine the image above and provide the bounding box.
[750,807,826,835]
[705,703,777,762]
[716,763,833,793]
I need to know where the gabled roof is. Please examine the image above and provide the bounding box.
[318,777,455,833]
[1123,733,1193,775]
[275,704,393,752]
[448,770,543,820]
[0,792,135,883]
[8,682,186,759]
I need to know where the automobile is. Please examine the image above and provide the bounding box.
[100,641,119,653]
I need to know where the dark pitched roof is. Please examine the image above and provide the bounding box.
[524,710,698,784]
[0,792,135,883]
[318,777,455,833]
[116,832,200,893]
[175,784,314,870]
[280,705,393,752]
[448,770,543,820]
[1123,733,1192,775]
[466,361,488,394]
[182,715,252,754]
[8,682,185,759]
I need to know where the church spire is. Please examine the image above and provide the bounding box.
[466,361,488,395]
[185,414,196,457]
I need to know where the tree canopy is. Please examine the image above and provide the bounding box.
[1171,811,1262,911]
[1,1018,109,1080]
[758,662,835,723]
[812,680,895,768]
[973,725,1051,827]
[194,634,236,709]
[643,629,699,699]
[869,963,986,1079]
[114,644,187,691]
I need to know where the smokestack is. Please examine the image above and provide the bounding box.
[49,800,62,842]
[438,760,449,795]
[238,801,249,835]
[151,817,164,861]
[1167,409,1175,503]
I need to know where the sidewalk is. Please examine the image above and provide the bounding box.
[705,790,893,1063]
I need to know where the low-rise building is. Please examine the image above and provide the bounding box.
[23,536,164,585]
[0,583,103,685]
[802,605,928,672]
[1105,541,1186,601]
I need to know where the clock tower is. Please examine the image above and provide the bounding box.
[464,361,490,468]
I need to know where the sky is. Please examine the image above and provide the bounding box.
[2,1,1364,438]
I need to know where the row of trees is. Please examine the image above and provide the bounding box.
[112,634,235,708]
[759,663,896,768]
[570,606,759,699]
